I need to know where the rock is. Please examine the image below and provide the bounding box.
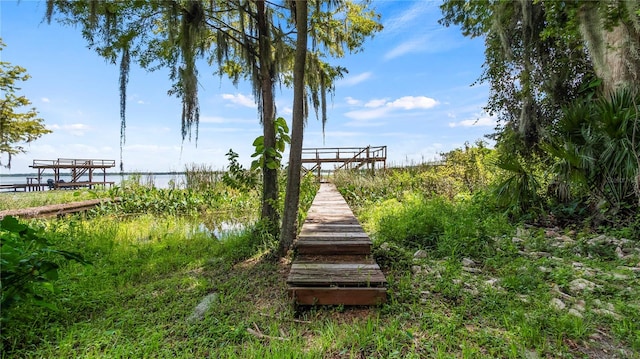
[411,265,422,274]
[569,278,597,292]
[593,308,621,320]
[462,258,475,267]
[545,229,559,238]
[380,242,390,251]
[538,266,551,273]
[573,300,586,312]
[512,237,524,244]
[529,252,551,258]
[553,235,574,247]
[616,246,625,259]
[462,266,482,274]
[188,293,218,322]
[611,272,629,280]
[516,227,528,238]
[550,298,566,310]
[525,350,540,359]
[568,308,583,318]
[484,278,499,287]
[413,249,428,258]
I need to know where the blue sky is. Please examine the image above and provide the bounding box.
[1,0,493,174]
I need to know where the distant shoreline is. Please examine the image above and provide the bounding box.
[0,171,196,178]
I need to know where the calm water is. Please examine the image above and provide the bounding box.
[0,173,186,190]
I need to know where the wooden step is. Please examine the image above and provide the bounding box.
[286,183,387,306]
[287,260,386,287]
[288,287,387,305]
[295,241,371,255]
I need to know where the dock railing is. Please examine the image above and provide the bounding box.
[31,159,116,168]
[301,146,387,178]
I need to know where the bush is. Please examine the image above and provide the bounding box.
[370,192,510,260]
[1,216,89,321]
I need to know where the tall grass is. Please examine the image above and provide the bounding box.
[0,189,108,211]
[183,163,224,191]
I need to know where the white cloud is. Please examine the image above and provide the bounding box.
[384,30,462,61]
[344,107,390,121]
[344,96,439,121]
[384,36,428,60]
[221,93,257,108]
[364,98,388,108]
[48,123,91,136]
[383,2,436,35]
[338,72,372,87]
[41,97,50,103]
[137,100,148,105]
[345,97,361,106]
[387,96,438,110]
[448,116,497,128]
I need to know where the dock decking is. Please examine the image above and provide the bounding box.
[287,183,387,306]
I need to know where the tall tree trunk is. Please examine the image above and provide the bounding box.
[579,2,640,95]
[278,0,308,257]
[256,0,279,232]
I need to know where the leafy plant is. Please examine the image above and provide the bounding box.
[222,149,259,191]
[0,216,89,319]
[544,87,640,223]
[492,155,543,216]
[250,117,290,171]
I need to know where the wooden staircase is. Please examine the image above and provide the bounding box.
[287,183,387,305]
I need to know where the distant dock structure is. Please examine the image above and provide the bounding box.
[301,146,387,178]
[0,158,116,192]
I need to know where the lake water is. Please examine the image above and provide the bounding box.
[0,173,187,190]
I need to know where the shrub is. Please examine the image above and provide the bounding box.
[1,216,89,321]
[370,192,510,260]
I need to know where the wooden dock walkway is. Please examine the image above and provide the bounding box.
[287,183,387,306]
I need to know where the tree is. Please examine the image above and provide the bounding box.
[279,0,308,257]
[0,39,52,169]
[440,0,639,155]
[45,1,381,244]
[440,1,595,153]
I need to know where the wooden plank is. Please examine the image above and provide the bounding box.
[301,224,364,232]
[298,232,370,239]
[291,262,380,270]
[0,198,119,219]
[287,182,387,306]
[287,267,386,286]
[289,287,387,305]
[295,242,371,256]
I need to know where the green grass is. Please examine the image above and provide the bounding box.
[2,168,639,358]
[0,189,110,211]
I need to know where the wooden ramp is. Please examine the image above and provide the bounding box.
[287,183,387,305]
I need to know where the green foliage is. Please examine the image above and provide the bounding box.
[222,149,259,191]
[0,216,88,319]
[335,141,498,210]
[250,117,290,171]
[544,87,640,223]
[184,163,223,191]
[0,39,51,168]
[372,241,412,271]
[368,192,508,260]
[492,155,543,216]
[99,178,258,219]
[0,189,108,211]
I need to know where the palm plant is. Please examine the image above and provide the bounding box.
[544,87,640,220]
